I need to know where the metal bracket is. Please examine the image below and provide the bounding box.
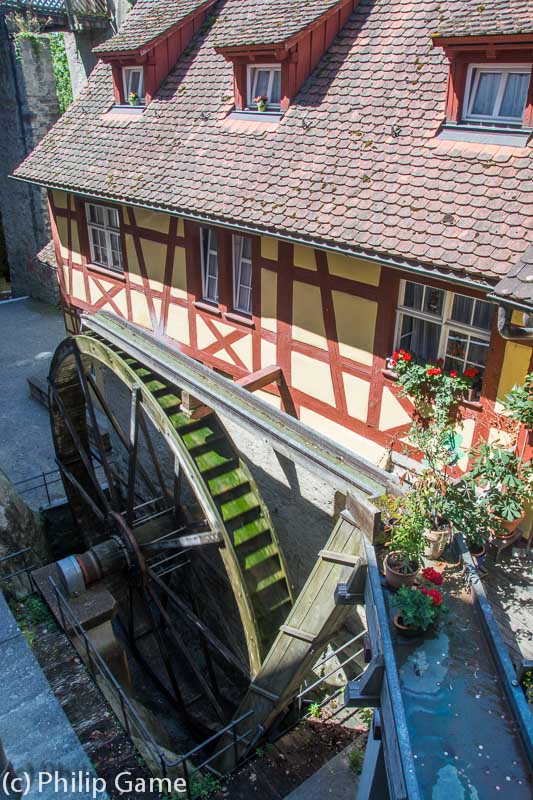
[335,582,364,605]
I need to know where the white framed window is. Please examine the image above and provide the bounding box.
[248,64,281,109]
[122,66,145,104]
[394,281,494,380]
[200,228,218,303]
[85,203,123,272]
[463,64,531,125]
[233,235,253,315]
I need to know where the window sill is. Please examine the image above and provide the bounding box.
[194,300,222,317]
[228,109,282,123]
[437,122,532,147]
[87,263,126,282]
[111,104,145,116]
[381,368,483,411]
[224,311,255,329]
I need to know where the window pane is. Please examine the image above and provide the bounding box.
[468,337,489,367]
[451,294,473,325]
[472,300,493,331]
[107,208,120,229]
[240,259,252,290]
[446,330,468,363]
[271,69,281,104]
[399,315,440,361]
[254,70,271,98]
[129,70,141,95]
[499,72,529,119]
[242,236,252,260]
[423,287,444,317]
[471,71,500,116]
[403,282,424,310]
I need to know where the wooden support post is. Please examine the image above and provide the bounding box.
[236,365,283,393]
[180,391,211,420]
[126,386,141,526]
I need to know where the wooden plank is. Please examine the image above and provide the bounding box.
[236,365,282,393]
[345,493,383,542]
[319,550,361,567]
[279,625,316,644]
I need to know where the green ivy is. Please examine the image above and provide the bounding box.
[49,33,72,114]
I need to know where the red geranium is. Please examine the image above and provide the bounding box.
[422,567,443,586]
[390,360,397,368]
[436,358,444,366]
[427,367,442,377]
[420,586,443,606]
[393,351,400,360]
[464,367,479,379]
[450,370,457,378]
[402,352,412,362]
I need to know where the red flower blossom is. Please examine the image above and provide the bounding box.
[427,367,442,377]
[436,358,444,366]
[422,567,444,586]
[390,360,397,368]
[420,586,443,606]
[450,370,458,378]
[393,351,400,361]
[464,367,479,379]
[402,352,412,362]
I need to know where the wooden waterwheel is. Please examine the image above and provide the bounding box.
[48,333,294,724]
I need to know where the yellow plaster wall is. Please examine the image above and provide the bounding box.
[231,334,253,372]
[125,235,142,285]
[71,222,82,265]
[110,289,128,320]
[62,265,70,295]
[291,351,335,405]
[342,373,370,422]
[261,339,277,368]
[166,303,190,345]
[140,239,167,293]
[293,244,317,271]
[51,190,68,209]
[261,236,278,261]
[71,270,86,303]
[496,341,532,402]
[170,246,187,300]
[261,269,277,332]
[132,207,170,235]
[327,253,381,287]
[255,388,281,410]
[292,282,327,350]
[197,316,218,349]
[332,291,377,367]
[378,387,411,431]
[55,217,70,260]
[299,406,386,465]
[130,290,151,329]
[88,278,102,304]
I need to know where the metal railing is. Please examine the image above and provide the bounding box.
[14,468,65,506]
[48,576,255,799]
[0,547,40,593]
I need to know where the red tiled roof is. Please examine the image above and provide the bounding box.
[435,1,533,40]
[14,0,533,286]
[493,245,533,308]
[214,0,345,48]
[93,0,210,54]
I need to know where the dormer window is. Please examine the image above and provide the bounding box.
[248,65,281,110]
[463,65,531,126]
[122,66,145,106]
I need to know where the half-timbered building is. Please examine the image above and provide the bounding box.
[13,0,533,473]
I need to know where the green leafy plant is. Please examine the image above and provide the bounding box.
[503,372,533,431]
[394,584,448,631]
[49,33,73,114]
[308,702,321,719]
[467,444,533,522]
[349,749,364,775]
[359,708,373,729]
[446,481,493,549]
[386,490,427,571]
[189,771,221,799]
[522,670,533,704]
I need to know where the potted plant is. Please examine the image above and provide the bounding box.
[467,444,533,536]
[129,91,140,106]
[254,95,268,112]
[446,480,491,567]
[384,491,426,588]
[417,471,456,559]
[503,371,533,444]
[393,571,447,636]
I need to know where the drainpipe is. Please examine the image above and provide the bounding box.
[497,305,533,342]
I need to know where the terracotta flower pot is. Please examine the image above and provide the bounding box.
[494,510,526,536]
[384,552,419,590]
[469,544,486,569]
[424,526,451,559]
[393,613,421,638]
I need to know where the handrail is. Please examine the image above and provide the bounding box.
[0,0,109,18]
[0,547,40,590]
[48,576,255,799]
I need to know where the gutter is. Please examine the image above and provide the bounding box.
[495,305,533,343]
[9,175,494,294]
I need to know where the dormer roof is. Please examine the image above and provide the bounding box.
[493,245,533,310]
[94,0,212,56]
[214,0,346,50]
[434,0,533,41]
